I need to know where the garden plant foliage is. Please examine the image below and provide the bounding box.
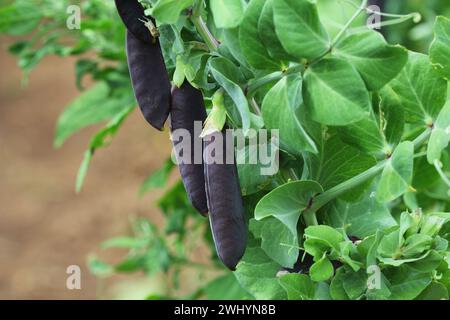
[1,0,450,300]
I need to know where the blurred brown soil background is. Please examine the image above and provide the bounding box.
[0,36,178,299]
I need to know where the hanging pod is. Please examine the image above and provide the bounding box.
[125,29,171,130]
[115,0,156,44]
[170,82,209,216]
[203,130,247,270]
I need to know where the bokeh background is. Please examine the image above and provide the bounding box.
[0,35,174,299]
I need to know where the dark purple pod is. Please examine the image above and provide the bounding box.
[170,82,209,216]
[204,131,247,270]
[115,0,154,44]
[126,30,171,130]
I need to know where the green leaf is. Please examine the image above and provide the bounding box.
[258,0,296,62]
[387,266,432,300]
[307,135,377,192]
[430,16,450,81]
[326,196,397,239]
[416,282,449,300]
[376,141,414,202]
[151,0,193,24]
[239,0,280,70]
[237,142,277,196]
[303,58,371,126]
[173,56,186,87]
[210,0,245,29]
[334,30,408,91]
[204,274,251,300]
[381,52,447,125]
[76,105,134,193]
[209,57,251,134]
[87,256,114,278]
[329,267,349,300]
[262,76,317,156]
[342,269,367,300]
[250,217,299,268]
[255,181,323,236]
[272,0,329,60]
[402,234,433,258]
[427,101,450,164]
[234,246,286,300]
[201,90,227,137]
[0,2,41,35]
[309,255,334,282]
[279,274,315,300]
[54,82,134,147]
[304,225,344,253]
[139,159,175,195]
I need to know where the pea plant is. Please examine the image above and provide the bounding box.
[2,0,450,300]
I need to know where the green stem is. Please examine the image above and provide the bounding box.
[434,160,450,188]
[332,0,368,46]
[246,64,304,98]
[191,0,219,51]
[304,129,432,217]
[308,161,387,213]
[303,210,319,226]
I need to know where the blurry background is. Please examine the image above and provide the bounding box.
[0,35,173,299]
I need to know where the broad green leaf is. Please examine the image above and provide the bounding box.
[427,101,450,164]
[376,141,414,202]
[381,52,447,125]
[222,28,251,68]
[303,58,371,126]
[209,57,251,134]
[237,142,277,196]
[257,0,296,62]
[272,0,329,60]
[139,159,175,195]
[173,56,186,87]
[151,0,193,24]
[409,251,444,273]
[262,76,317,156]
[402,234,433,258]
[329,267,350,300]
[210,0,245,29]
[416,282,449,300]
[279,274,315,300]
[387,266,432,300]
[54,82,134,147]
[307,135,377,192]
[239,0,280,71]
[342,269,367,300]
[304,225,344,253]
[430,16,450,80]
[309,255,334,282]
[255,181,323,236]
[204,274,251,300]
[250,218,299,268]
[378,229,401,259]
[326,196,397,239]
[334,30,408,91]
[234,247,286,300]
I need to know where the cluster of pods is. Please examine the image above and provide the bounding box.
[114,0,246,270]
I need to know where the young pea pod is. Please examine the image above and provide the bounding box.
[170,82,209,216]
[126,30,171,130]
[114,0,155,44]
[204,131,247,270]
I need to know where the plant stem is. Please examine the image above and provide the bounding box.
[249,97,262,116]
[302,129,432,218]
[303,210,319,226]
[191,0,219,51]
[308,160,387,213]
[332,0,368,46]
[246,64,304,98]
[434,160,450,188]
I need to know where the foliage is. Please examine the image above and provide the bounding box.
[1,0,450,300]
